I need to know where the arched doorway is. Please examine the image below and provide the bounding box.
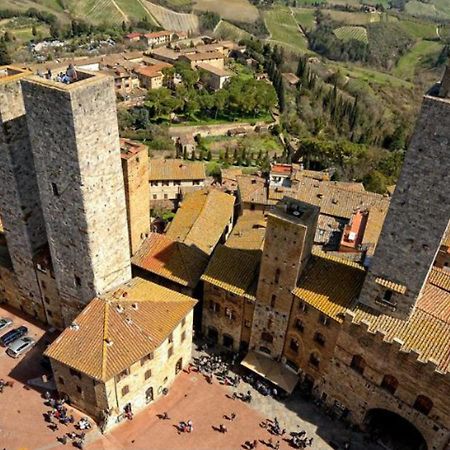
[364,409,427,450]
[207,326,218,343]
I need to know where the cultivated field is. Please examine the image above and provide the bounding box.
[326,10,383,25]
[143,0,199,32]
[214,20,251,41]
[398,19,438,39]
[405,0,441,18]
[193,0,260,23]
[264,6,309,53]
[292,7,316,32]
[393,40,443,80]
[334,25,369,44]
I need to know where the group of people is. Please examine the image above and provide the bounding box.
[192,354,240,387]
[38,64,78,85]
[290,430,314,449]
[178,420,193,433]
[43,391,90,448]
[232,390,252,403]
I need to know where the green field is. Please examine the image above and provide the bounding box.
[393,40,443,80]
[292,7,316,32]
[397,19,438,39]
[334,26,368,43]
[264,6,309,53]
[214,20,252,41]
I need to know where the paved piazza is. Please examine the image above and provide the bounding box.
[0,305,381,450]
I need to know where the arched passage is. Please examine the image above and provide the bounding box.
[364,408,427,450]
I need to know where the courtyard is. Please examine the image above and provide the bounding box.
[0,304,381,450]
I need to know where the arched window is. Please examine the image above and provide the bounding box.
[381,374,398,395]
[314,332,326,347]
[413,395,433,416]
[261,331,273,343]
[350,355,366,375]
[289,337,299,354]
[309,352,320,368]
[295,319,304,333]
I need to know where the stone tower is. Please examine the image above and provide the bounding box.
[21,71,131,324]
[250,197,319,358]
[358,67,450,319]
[0,67,47,314]
[120,138,150,256]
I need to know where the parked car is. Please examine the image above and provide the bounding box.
[0,318,12,331]
[0,326,28,347]
[6,336,35,358]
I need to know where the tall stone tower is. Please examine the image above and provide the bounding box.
[250,197,319,358]
[359,67,450,319]
[0,67,47,313]
[120,138,150,256]
[21,71,131,324]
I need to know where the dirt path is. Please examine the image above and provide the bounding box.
[137,0,161,26]
[110,0,128,22]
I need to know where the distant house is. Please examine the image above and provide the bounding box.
[124,32,142,43]
[150,47,182,64]
[282,72,300,86]
[103,67,140,93]
[149,159,206,207]
[197,63,232,91]
[179,51,225,70]
[134,63,172,89]
[141,31,172,47]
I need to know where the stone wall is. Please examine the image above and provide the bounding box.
[0,69,47,305]
[321,315,450,450]
[21,74,131,321]
[359,94,450,319]
[121,146,150,256]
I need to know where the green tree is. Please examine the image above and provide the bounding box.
[191,149,196,160]
[121,21,127,32]
[0,41,12,65]
[206,150,212,161]
[363,170,388,194]
[32,25,37,37]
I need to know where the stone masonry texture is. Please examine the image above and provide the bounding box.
[359,94,450,319]
[20,74,131,325]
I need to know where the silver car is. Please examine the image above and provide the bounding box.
[0,318,12,331]
[6,336,35,358]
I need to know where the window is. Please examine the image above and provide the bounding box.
[51,182,59,196]
[44,296,50,304]
[162,181,170,186]
[168,347,173,359]
[274,268,281,284]
[244,320,251,328]
[383,290,393,302]
[193,180,200,186]
[153,194,157,200]
[74,275,81,287]
[309,353,320,368]
[413,395,433,416]
[174,180,181,186]
[140,353,153,366]
[294,319,304,333]
[47,310,53,317]
[299,301,308,313]
[121,385,129,397]
[210,302,220,314]
[58,377,65,385]
[225,308,234,321]
[181,331,186,342]
[270,294,276,308]
[164,194,168,199]
[289,337,299,354]
[76,386,82,394]
[381,375,398,395]
[314,332,326,347]
[145,369,152,380]
[261,331,273,343]
[350,355,366,375]
[41,281,46,290]
[181,317,186,327]
[116,368,129,382]
[319,314,330,327]
[168,333,173,344]
[70,369,81,379]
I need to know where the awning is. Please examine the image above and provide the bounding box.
[241,351,298,394]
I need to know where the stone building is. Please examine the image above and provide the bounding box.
[0,66,48,315]
[249,198,319,359]
[20,70,132,326]
[120,139,150,256]
[149,159,206,208]
[201,214,266,352]
[45,278,196,430]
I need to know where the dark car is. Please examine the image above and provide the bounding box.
[0,326,28,347]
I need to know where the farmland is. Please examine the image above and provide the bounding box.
[214,20,251,41]
[143,0,198,32]
[334,25,368,43]
[193,0,259,23]
[264,6,309,53]
[292,7,316,33]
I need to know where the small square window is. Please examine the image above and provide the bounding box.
[145,369,152,380]
[76,386,82,394]
[168,347,173,359]
[181,331,186,342]
[58,377,65,385]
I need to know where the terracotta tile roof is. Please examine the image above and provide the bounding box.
[237,175,273,206]
[134,63,171,78]
[350,279,450,372]
[221,168,243,182]
[143,31,171,39]
[45,278,196,381]
[201,215,266,299]
[293,169,331,182]
[375,277,407,294]
[183,51,224,62]
[443,227,450,248]
[149,159,205,181]
[428,267,450,293]
[132,232,208,289]
[292,251,366,321]
[166,189,234,255]
[197,62,232,77]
